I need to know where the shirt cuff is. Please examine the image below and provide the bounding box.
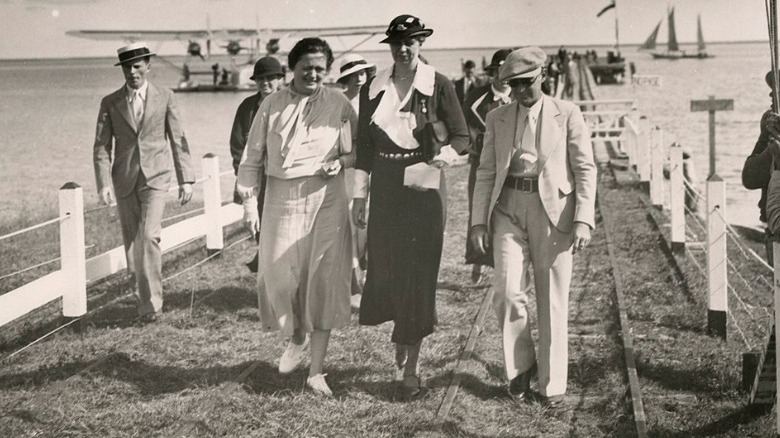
[353,169,369,198]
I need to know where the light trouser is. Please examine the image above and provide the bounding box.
[116,174,167,316]
[491,188,572,397]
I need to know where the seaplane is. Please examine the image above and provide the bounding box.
[66,22,386,92]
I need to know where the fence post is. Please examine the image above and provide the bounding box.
[706,175,727,339]
[650,126,664,207]
[669,143,685,252]
[59,182,86,317]
[637,117,651,183]
[202,154,223,255]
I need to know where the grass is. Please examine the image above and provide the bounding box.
[0,150,776,436]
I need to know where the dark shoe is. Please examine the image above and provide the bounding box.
[135,313,158,324]
[398,375,427,400]
[539,394,567,411]
[507,364,536,402]
[245,253,259,273]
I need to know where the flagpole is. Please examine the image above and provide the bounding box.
[614,0,620,51]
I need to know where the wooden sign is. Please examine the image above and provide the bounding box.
[691,98,734,112]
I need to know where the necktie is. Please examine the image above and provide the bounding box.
[132,91,144,125]
[518,111,537,174]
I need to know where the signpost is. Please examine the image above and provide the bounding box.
[691,96,733,339]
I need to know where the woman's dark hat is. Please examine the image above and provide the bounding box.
[114,42,156,66]
[250,56,284,80]
[380,14,433,44]
[485,49,512,73]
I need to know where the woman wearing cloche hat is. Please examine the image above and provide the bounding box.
[351,14,469,399]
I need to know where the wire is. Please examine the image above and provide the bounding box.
[0,213,70,243]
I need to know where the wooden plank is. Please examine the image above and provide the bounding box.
[435,287,495,424]
[0,271,63,326]
[598,192,649,438]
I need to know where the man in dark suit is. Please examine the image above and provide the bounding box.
[469,47,597,406]
[454,59,480,103]
[93,42,195,319]
[462,49,513,283]
[229,56,284,272]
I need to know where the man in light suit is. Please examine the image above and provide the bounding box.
[93,43,195,319]
[469,47,597,407]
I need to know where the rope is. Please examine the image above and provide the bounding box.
[0,213,70,243]
[0,257,61,281]
[84,203,115,215]
[161,234,252,284]
[729,307,753,350]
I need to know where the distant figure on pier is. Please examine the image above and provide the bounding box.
[93,42,195,321]
[237,37,358,397]
[744,70,780,264]
[469,47,597,408]
[454,59,481,103]
[462,48,513,283]
[229,56,284,272]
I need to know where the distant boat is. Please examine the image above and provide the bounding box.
[640,7,711,59]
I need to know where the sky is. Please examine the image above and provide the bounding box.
[0,0,771,59]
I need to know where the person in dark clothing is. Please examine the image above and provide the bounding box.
[462,48,513,283]
[742,70,780,265]
[229,56,284,272]
[351,14,469,399]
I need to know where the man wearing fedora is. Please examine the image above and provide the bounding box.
[229,56,285,272]
[463,48,513,283]
[469,46,596,406]
[93,42,195,320]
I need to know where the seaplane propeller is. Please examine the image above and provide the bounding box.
[187,40,205,61]
[221,40,250,56]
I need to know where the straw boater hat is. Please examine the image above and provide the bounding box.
[114,42,156,66]
[499,46,547,82]
[380,14,434,44]
[337,54,375,81]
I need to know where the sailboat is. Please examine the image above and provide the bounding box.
[640,7,711,59]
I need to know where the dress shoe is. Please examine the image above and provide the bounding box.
[398,375,427,400]
[135,312,158,324]
[245,253,259,273]
[350,294,362,310]
[306,373,333,397]
[278,336,309,374]
[540,394,566,410]
[507,364,536,401]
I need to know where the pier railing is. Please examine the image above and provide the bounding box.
[0,154,242,328]
[582,99,777,411]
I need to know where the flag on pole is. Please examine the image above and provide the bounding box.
[597,0,616,17]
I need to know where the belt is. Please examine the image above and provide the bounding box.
[378,151,423,161]
[504,175,539,193]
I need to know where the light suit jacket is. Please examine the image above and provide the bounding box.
[471,94,597,233]
[93,82,195,198]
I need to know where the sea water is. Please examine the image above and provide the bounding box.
[0,42,772,229]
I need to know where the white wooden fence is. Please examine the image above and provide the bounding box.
[0,154,242,328]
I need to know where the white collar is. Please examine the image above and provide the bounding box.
[126,81,148,100]
[491,83,511,102]
[521,96,544,121]
[369,62,436,100]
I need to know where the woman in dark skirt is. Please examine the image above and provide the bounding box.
[351,14,468,397]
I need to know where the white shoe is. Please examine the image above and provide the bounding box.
[279,336,309,374]
[350,294,362,310]
[306,373,333,397]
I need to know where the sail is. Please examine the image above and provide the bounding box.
[667,7,679,52]
[697,14,706,52]
[640,20,661,50]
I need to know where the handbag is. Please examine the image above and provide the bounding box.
[422,120,449,161]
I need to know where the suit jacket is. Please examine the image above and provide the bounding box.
[471,95,597,233]
[94,82,195,198]
[462,83,511,156]
[454,76,481,103]
[230,91,264,174]
[741,109,774,222]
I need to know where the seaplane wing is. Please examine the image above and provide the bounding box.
[66,25,386,42]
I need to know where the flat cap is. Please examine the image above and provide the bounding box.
[499,46,547,82]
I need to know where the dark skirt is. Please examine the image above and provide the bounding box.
[358,154,445,345]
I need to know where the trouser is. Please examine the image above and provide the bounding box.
[116,174,167,316]
[491,188,573,397]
